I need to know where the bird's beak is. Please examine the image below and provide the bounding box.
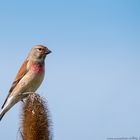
[46,50,52,55]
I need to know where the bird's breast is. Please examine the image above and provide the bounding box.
[31,63,45,74]
[17,63,45,92]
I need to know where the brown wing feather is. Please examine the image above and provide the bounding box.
[1,60,29,109]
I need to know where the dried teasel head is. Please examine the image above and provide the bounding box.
[20,93,52,140]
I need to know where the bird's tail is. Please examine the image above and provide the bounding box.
[0,92,32,121]
[0,96,16,121]
[0,109,6,121]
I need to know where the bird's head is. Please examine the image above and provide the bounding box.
[28,45,51,62]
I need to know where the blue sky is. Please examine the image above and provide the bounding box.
[0,0,140,139]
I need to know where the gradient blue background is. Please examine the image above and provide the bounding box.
[0,0,140,139]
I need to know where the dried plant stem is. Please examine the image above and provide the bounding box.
[20,93,52,140]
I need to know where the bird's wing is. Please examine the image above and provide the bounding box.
[9,60,29,93]
[1,60,29,109]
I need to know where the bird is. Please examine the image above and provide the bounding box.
[0,45,51,121]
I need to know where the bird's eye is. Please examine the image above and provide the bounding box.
[37,48,42,51]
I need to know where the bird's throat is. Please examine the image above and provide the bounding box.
[31,63,45,74]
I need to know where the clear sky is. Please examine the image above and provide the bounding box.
[0,0,140,139]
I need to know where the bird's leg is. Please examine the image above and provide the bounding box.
[21,92,35,103]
